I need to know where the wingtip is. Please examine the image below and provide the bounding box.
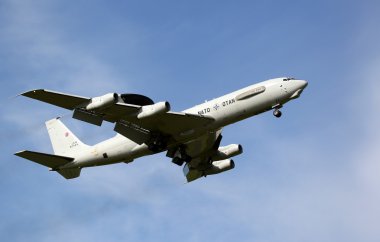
[14,150,27,156]
[9,89,43,100]
[20,89,45,97]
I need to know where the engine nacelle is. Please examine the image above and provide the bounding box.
[212,144,243,161]
[86,93,118,111]
[137,101,171,119]
[204,159,235,175]
[183,158,236,182]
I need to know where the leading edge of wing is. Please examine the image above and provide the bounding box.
[21,89,90,110]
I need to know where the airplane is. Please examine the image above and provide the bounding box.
[15,77,308,182]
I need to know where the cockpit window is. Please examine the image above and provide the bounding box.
[283,77,296,81]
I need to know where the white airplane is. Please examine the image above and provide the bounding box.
[15,77,307,182]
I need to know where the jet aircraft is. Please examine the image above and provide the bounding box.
[15,77,308,182]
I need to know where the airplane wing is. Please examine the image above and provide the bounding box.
[114,110,213,135]
[170,129,240,182]
[174,130,224,182]
[21,89,90,110]
[21,89,214,143]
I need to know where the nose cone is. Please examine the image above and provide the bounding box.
[289,80,308,99]
[298,80,308,89]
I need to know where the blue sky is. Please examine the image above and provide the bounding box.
[1,0,380,241]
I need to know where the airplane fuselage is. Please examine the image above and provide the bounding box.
[65,77,307,169]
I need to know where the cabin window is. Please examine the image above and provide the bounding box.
[283,77,295,81]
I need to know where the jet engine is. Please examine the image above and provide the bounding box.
[183,158,236,182]
[137,101,171,119]
[212,144,243,161]
[86,93,118,111]
[204,159,235,175]
[182,144,241,182]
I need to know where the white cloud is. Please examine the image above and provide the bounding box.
[1,0,130,94]
[0,0,136,148]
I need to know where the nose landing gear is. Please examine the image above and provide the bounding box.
[273,109,282,118]
[272,103,283,118]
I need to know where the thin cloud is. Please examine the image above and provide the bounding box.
[2,1,380,242]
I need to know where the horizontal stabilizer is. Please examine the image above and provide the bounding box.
[57,168,81,179]
[15,150,74,169]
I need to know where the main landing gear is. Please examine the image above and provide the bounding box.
[170,146,191,166]
[147,134,167,153]
[172,153,191,166]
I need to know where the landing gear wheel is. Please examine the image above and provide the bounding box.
[148,144,161,153]
[171,152,191,166]
[148,134,168,153]
[172,157,185,166]
[273,109,282,118]
[148,141,166,153]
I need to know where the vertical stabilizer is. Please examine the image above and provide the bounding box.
[45,118,90,156]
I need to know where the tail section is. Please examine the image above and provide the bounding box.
[57,168,82,179]
[14,118,89,179]
[14,150,81,179]
[15,150,74,168]
[46,118,90,156]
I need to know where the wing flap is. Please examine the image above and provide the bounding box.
[117,111,214,135]
[102,103,140,122]
[114,122,151,144]
[15,150,74,168]
[183,164,204,182]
